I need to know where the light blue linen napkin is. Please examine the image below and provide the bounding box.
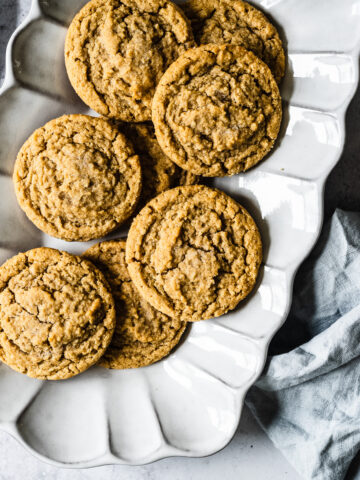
[246,209,360,480]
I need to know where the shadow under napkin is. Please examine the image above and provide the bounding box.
[246,210,360,480]
[269,209,360,356]
[268,218,332,356]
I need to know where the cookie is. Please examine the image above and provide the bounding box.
[152,44,282,177]
[13,114,141,242]
[182,0,285,83]
[126,185,262,322]
[83,240,187,369]
[65,0,195,122]
[122,123,198,208]
[0,248,115,380]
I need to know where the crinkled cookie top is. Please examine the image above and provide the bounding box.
[84,240,186,368]
[13,114,141,241]
[122,122,198,209]
[65,0,195,122]
[182,0,285,83]
[126,185,262,322]
[0,248,115,380]
[152,44,282,177]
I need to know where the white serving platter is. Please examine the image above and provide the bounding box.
[0,0,359,468]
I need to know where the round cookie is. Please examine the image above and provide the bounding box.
[152,44,282,177]
[65,0,195,122]
[126,185,262,322]
[0,248,116,380]
[122,123,198,208]
[83,240,187,369]
[182,0,285,83]
[13,114,141,242]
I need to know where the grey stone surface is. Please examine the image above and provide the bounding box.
[0,0,30,84]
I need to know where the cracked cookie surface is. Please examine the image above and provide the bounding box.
[182,0,285,83]
[122,123,198,209]
[152,44,282,177]
[65,0,195,122]
[126,185,262,322]
[13,114,141,241]
[83,240,187,369]
[0,248,116,380]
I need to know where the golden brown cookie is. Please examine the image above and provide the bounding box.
[13,114,141,242]
[152,44,282,177]
[122,123,198,208]
[0,248,115,380]
[182,0,285,83]
[83,240,187,369]
[65,0,195,122]
[126,185,262,322]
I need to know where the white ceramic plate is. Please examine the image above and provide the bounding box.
[0,0,359,468]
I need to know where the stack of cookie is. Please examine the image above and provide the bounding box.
[0,0,284,380]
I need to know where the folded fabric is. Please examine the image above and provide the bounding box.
[246,210,360,480]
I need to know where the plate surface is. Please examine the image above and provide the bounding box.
[0,0,359,467]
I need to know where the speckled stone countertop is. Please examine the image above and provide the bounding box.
[0,2,359,480]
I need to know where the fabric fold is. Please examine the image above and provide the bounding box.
[246,210,360,480]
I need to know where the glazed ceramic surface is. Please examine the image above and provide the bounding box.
[0,0,359,467]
